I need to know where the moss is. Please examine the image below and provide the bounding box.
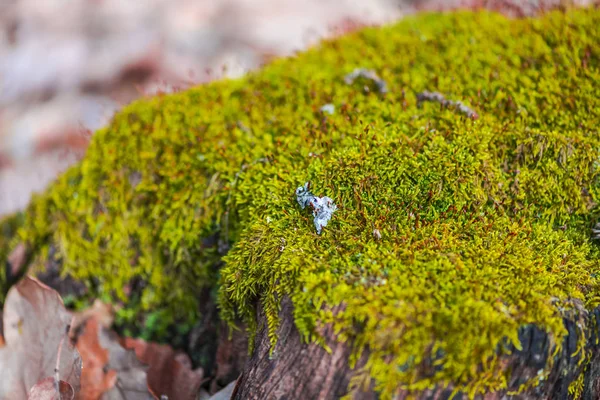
[1,7,600,398]
[0,212,24,301]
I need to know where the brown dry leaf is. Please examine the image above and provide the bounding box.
[207,380,237,400]
[28,377,75,400]
[0,276,82,398]
[98,328,156,400]
[75,317,117,400]
[73,313,156,400]
[122,337,204,400]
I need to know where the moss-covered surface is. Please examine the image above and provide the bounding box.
[1,7,600,398]
[0,212,23,302]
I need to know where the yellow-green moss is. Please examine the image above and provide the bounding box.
[0,213,24,302]
[1,7,600,398]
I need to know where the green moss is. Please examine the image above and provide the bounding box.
[0,212,24,301]
[1,7,600,398]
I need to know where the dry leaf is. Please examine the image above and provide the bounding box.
[122,337,204,400]
[0,276,82,399]
[207,380,237,400]
[28,377,75,400]
[73,315,156,400]
[75,317,117,400]
[98,327,156,400]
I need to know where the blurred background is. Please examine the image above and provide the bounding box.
[0,0,592,216]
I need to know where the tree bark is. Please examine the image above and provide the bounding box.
[232,297,600,399]
[232,297,375,400]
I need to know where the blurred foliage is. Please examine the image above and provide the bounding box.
[1,7,600,398]
[0,213,24,302]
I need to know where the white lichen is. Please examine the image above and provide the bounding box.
[295,182,337,234]
[295,182,314,209]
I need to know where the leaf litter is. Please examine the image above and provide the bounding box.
[0,277,215,400]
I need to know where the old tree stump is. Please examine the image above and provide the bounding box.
[3,7,600,400]
[233,299,600,399]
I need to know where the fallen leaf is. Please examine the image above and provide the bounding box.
[98,327,156,400]
[122,337,204,400]
[0,276,82,398]
[75,317,117,400]
[207,380,237,400]
[73,314,156,400]
[28,377,74,400]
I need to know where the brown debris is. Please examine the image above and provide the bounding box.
[122,337,205,400]
[344,68,388,94]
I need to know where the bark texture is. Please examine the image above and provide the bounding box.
[232,297,374,400]
[232,298,600,399]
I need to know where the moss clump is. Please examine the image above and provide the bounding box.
[1,7,600,398]
[0,213,24,302]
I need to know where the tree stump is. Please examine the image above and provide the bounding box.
[232,298,600,399]
[232,297,375,400]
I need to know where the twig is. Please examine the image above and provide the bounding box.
[416,91,479,120]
